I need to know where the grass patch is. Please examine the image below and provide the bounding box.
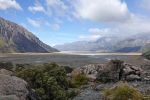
[71,74,88,88]
[103,82,143,100]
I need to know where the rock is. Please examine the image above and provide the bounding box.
[123,66,134,75]
[0,74,28,100]
[0,69,14,76]
[73,87,103,100]
[62,66,73,73]
[0,70,38,100]
[72,60,144,82]
[0,95,19,100]
[126,75,141,81]
[71,64,105,81]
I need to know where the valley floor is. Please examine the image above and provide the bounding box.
[0,52,147,68]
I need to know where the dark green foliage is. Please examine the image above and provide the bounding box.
[0,62,13,71]
[143,52,150,60]
[16,63,72,100]
[103,82,143,100]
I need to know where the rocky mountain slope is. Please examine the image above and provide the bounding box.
[54,33,150,52]
[0,17,58,53]
[54,36,120,52]
[113,33,150,52]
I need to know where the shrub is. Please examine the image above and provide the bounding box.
[0,62,13,71]
[16,63,71,100]
[71,74,88,87]
[103,82,143,100]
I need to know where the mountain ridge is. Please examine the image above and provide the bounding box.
[0,17,58,53]
[54,33,150,52]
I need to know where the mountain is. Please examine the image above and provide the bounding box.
[0,17,58,53]
[54,36,121,52]
[54,33,150,52]
[113,33,150,52]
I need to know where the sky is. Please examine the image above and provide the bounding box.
[0,0,150,46]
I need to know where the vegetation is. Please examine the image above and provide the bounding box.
[15,63,77,100]
[143,90,150,100]
[103,82,143,100]
[0,62,13,71]
[71,74,88,87]
[0,38,4,47]
[143,51,150,60]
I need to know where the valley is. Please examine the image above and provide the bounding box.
[0,52,146,68]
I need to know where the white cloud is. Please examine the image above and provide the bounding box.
[79,34,102,41]
[80,14,150,41]
[27,18,42,28]
[139,0,150,11]
[79,28,112,41]
[45,0,68,16]
[28,2,45,13]
[51,23,60,31]
[88,28,111,35]
[73,0,130,22]
[117,15,150,35]
[0,0,22,10]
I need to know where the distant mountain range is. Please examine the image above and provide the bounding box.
[54,36,120,52]
[54,33,150,53]
[0,17,58,53]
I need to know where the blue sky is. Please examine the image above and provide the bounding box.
[0,0,150,46]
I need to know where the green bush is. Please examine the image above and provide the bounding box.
[0,62,13,71]
[16,63,72,100]
[71,74,88,87]
[103,82,143,100]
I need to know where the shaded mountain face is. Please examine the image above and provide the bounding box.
[113,33,150,52]
[0,17,58,53]
[54,33,150,52]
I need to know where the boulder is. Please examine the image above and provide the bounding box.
[0,69,14,76]
[62,66,73,73]
[126,75,141,81]
[0,70,38,100]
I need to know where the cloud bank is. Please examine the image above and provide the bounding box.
[73,0,130,22]
[0,0,22,10]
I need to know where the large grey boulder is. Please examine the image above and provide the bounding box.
[0,74,29,100]
[0,70,38,100]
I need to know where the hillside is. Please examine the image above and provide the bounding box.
[0,17,58,53]
[55,33,150,52]
[113,33,150,52]
[54,36,120,52]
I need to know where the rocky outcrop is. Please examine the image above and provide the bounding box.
[72,60,144,82]
[72,64,105,80]
[0,69,38,100]
[122,63,142,81]
[0,17,58,53]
